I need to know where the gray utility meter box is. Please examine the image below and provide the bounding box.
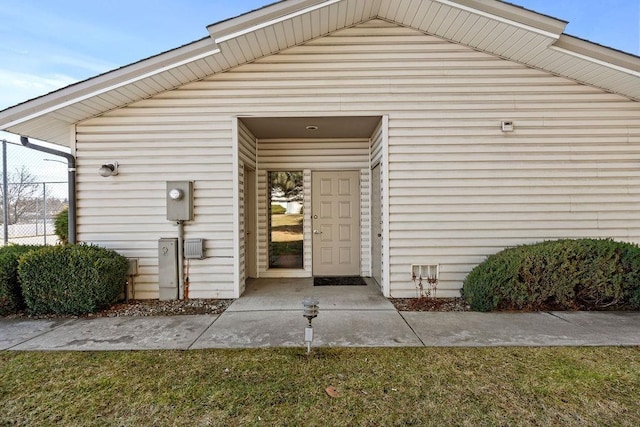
[166,181,193,221]
[158,238,178,300]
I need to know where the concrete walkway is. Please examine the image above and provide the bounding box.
[2,278,639,351]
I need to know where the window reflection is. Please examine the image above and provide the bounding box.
[268,171,303,269]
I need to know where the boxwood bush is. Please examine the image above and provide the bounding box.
[0,245,41,315]
[54,207,69,244]
[463,239,640,312]
[18,244,129,315]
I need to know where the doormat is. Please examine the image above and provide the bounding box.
[314,276,367,286]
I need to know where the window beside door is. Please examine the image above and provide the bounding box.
[268,171,304,269]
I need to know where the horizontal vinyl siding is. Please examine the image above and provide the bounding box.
[238,121,257,169]
[360,169,371,277]
[76,19,640,298]
[76,117,236,299]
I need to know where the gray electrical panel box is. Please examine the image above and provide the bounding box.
[158,238,178,300]
[166,181,194,221]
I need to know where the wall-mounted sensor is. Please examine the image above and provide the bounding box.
[501,121,514,132]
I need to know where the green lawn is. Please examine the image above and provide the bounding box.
[1,347,638,426]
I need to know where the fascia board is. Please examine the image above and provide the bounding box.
[552,34,640,77]
[0,38,219,129]
[457,0,568,35]
[435,0,564,39]
[207,0,327,40]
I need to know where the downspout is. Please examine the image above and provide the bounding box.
[20,136,77,244]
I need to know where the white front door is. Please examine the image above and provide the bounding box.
[312,171,360,276]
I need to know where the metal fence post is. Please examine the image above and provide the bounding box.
[43,182,47,245]
[2,140,8,245]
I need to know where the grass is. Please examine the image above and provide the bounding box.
[270,240,303,256]
[1,347,639,426]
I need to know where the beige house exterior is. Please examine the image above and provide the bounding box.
[1,0,640,299]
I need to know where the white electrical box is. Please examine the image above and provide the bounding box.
[501,121,514,132]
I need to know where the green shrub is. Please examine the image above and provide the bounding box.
[463,239,640,312]
[0,245,41,315]
[19,244,129,315]
[271,204,286,215]
[54,207,69,244]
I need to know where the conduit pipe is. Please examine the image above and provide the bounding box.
[177,220,185,299]
[20,136,77,244]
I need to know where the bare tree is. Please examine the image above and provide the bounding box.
[0,166,40,224]
[270,171,303,201]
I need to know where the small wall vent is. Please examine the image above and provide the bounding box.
[184,238,206,259]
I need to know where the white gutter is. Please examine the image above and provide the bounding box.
[215,0,341,43]
[549,46,640,78]
[435,0,561,40]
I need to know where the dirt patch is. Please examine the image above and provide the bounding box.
[390,297,471,312]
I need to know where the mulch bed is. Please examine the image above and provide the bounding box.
[390,297,471,312]
[4,299,234,320]
[92,299,235,317]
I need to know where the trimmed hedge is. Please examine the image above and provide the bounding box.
[18,244,129,315]
[463,239,640,312]
[0,245,41,315]
[54,207,69,244]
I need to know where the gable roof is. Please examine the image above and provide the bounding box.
[1,0,639,146]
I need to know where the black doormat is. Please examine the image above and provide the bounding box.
[314,276,367,286]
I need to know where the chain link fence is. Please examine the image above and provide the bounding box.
[1,138,69,246]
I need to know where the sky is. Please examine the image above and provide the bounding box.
[0,0,639,152]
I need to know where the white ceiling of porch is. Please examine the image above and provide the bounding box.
[241,116,382,139]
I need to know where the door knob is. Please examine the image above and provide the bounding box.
[313,229,322,234]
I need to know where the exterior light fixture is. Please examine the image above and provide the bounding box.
[98,162,118,177]
[302,297,319,354]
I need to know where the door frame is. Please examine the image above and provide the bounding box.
[244,166,257,279]
[371,163,382,286]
